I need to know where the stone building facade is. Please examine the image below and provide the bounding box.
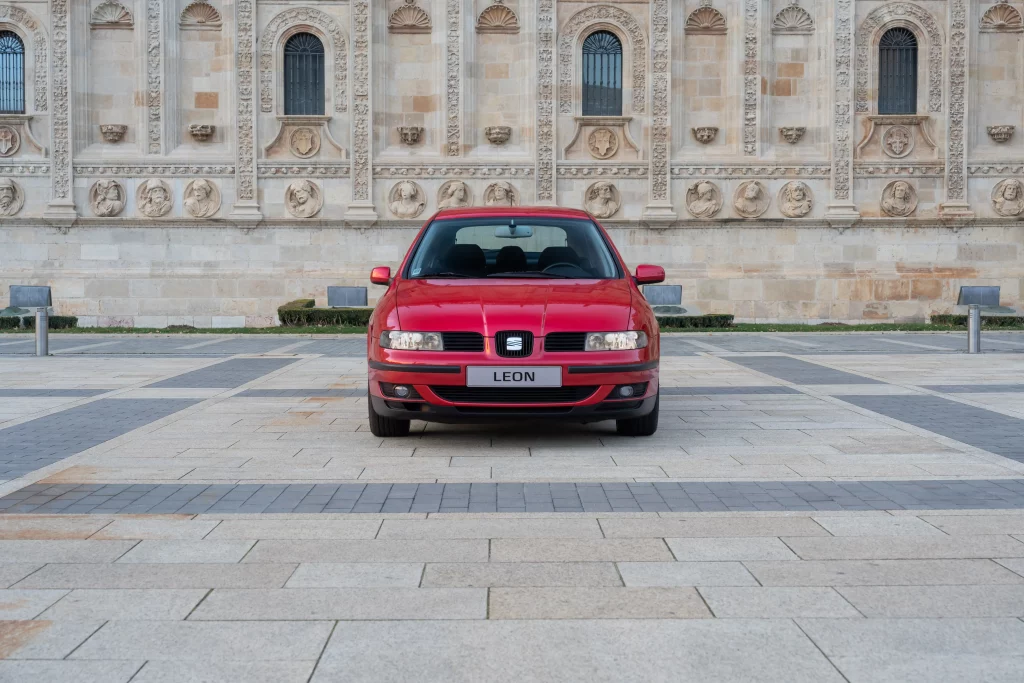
[0,0,1022,325]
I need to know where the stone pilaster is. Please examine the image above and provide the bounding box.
[445,0,462,157]
[825,0,859,221]
[742,0,759,156]
[536,0,556,205]
[229,0,262,221]
[345,0,378,223]
[940,0,972,218]
[145,0,163,155]
[43,0,75,221]
[643,0,675,221]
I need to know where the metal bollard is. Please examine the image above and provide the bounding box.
[35,308,48,357]
[967,304,981,354]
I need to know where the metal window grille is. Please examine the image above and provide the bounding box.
[878,27,917,115]
[0,31,25,114]
[582,31,622,117]
[284,33,325,116]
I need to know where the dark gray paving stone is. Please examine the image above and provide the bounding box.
[147,358,299,389]
[0,389,109,397]
[660,386,800,395]
[725,356,882,384]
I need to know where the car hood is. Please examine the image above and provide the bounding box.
[394,279,633,334]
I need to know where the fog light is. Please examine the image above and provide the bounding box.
[393,385,411,398]
[618,385,635,398]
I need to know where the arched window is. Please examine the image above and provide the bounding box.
[582,30,622,117]
[284,33,325,116]
[0,31,25,114]
[878,27,917,115]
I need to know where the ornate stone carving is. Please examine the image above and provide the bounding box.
[180,1,222,30]
[558,6,647,115]
[188,124,214,142]
[733,180,770,218]
[560,165,647,178]
[477,1,519,34]
[234,0,257,207]
[389,180,427,218]
[981,1,1024,32]
[90,1,132,28]
[692,127,718,145]
[0,177,24,216]
[648,0,671,208]
[880,180,917,217]
[0,5,47,112]
[184,179,222,218]
[773,1,813,34]
[685,181,723,219]
[780,127,806,144]
[778,181,813,218]
[484,181,519,206]
[398,126,423,146]
[857,4,942,114]
[77,164,235,177]
[685,2,727,35]
[259,8,347,114]
[446,0,461,156]
[46,0,70,211]
[376,165,533,178]
[438,180,472,209]
[89,179,126,217]
[0,126,19,157]
[584,181,620,219]
[536,0,555,203]
[389,0,431,34]
[259,163,348,178]
[945,0,969,208]
[136,179,172,218]
[673,163,832,179]
[830,0,855,209]
[882,126,914,158]
[988,125,1016,143]
[743,0,758,155]
[992,178,1024,216]
[349,1,372,208]
[290,127,321,158]
[285,179,323,218]
[485,126,512,145]
[99,124,127,143]
[588,128,619,159]
[145,0,162,154]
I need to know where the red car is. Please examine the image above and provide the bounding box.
[366,207,664,437]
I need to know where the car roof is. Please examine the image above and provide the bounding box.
[432,206,593,220]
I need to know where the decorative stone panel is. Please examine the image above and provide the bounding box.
[0,4,48,113]
[259,8,348,114]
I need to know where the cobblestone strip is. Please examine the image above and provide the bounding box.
[4,479,1024,514]
[146,358,299,389]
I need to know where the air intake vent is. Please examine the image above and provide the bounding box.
[431,386,597,404]
[441,332,484,352]
[544,332,586,352]
[495,331,533,358]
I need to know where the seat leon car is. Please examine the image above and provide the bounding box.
[366,207,665,437]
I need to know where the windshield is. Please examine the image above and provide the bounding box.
[405,217,622,279]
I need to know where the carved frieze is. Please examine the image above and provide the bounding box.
[375,165,533,179]
[136,179,172,218]
[349,0,373,213]
[285,180,323,218]
[389,0,431,34]
[77,165,235,177]
[685,181,723,219]
[0,177,24,216]
[180,1,222,30]
[673,164,831,179]
[259,8,347,114]
[733,181,770,218]
[183,179,221,218]
[90,1,132,29]
[584,181,620,219]
[477,1,519,34]
[484,181,519,206]
[992,178,1024,216]
[880,180,918,217]
[389,180,427,218]
[685,2,727,35]
[773,2,813,34]
[778,181,813,218]
[438,180,472,209]
[981,2,1024,32]
[89,180,126,217]
[944,0,969,210]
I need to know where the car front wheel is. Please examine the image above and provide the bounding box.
[367,387,411,437]
[615,391,659,436]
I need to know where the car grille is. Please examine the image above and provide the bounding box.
[431,386,597,404]
[544,332,586,352]
[441,332,484,352]
[496,331,533,358]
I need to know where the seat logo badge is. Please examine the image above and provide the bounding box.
[506,336,523,351]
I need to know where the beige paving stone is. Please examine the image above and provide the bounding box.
[14,563,297,589]
[89,519,220,540]
[698,587,862,618]
[599,517,828,538]
[0,660,143,683]
[666,537,801,561]
[0,517,112,540]
[489,587,711,619]
[1,619,105,660]
[116,540,255,564]
[0,565,43,590]
[422,562,622,588]
[377,518,603,540]
[189,587,486,620]
[39,589,208,620]
[242,539,489,563]
[286,563,424,588]
[782,535,1024,560]
[131,661,314,683]
[490,538,674,562]
[0,589,68,619]
[837,585,1024,618]
[995,558,1024,578]
[205,519,381,540]
[618,562,759,587]
[830,654,1024,683]
[811,516,947,537]
[796,617,1024,657]
[920,515,1024,536]
[746,559,1024,586]
[0,540,137,564]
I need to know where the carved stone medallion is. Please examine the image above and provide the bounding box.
[880,180,918,217]
[437,180,472,209]
[285,180,323,219]
[398,126,424,146]
[89,179,127,217]
[136,179,173,218]
[484,181,519,207]
[0,177,24,216]
[584,181,620,219]
[389,180,427,219]
[988,125,1015,143]
[779,126,806,145]
[992,178,1024,217]
[183,178,222,218]
[587,128,618,160]
[485,126,512,145]
[0,126,19,157]
[882,125,914,158]
[778,181,813,218]
[685,181,723,219]
[733,181,770,218]
[289,127,320,159]
[692,127,719,145]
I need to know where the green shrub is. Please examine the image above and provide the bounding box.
[22,315,78,330]
[0,317,19,330]
[166,324,197,331]
[930,314,1024,328]
[656,314,734,329]
[278,300,374,327]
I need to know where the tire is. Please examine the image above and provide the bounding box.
[368,388,411,437]
[616,392,659,436]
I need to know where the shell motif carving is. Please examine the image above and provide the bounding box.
[180,1,223,30]
[981,2,1024,32]
[90,0,133,28]
[389,0,431,34]
[685,6,727,35]
[477,1,519,34]
[772,3,814,34]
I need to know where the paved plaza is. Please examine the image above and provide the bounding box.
[1,332,1024,681]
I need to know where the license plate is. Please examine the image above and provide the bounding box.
[466,366,562,387]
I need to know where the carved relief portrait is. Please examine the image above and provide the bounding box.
[136,179,173,218]
[588,128,618,160]
[290,127,320,159]
[437,180,472,209]
[0,126,20,157]
[778,181,813,218]
[880,180,918,217]
[0,177,24,217]
[389,180,426,219]
[90,179,126,217]
[685,181,723,219]
[584,181,620,219]
[183,179,222,218]
[733,181,770,218]
[285,179,323,218]
[484,181,519,207]
[992,178,1024,217]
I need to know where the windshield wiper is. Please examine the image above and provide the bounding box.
[487,271,573,279]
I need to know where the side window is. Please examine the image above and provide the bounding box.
[284,32,325,116]
[581,30,622,116]
[878,27,917,115]
[0,31,25,114]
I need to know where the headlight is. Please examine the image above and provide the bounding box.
[585,331,648,351]
[379,331,444,351]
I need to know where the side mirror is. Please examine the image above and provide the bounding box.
[370,266,392,285]
[634,264,665,285]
